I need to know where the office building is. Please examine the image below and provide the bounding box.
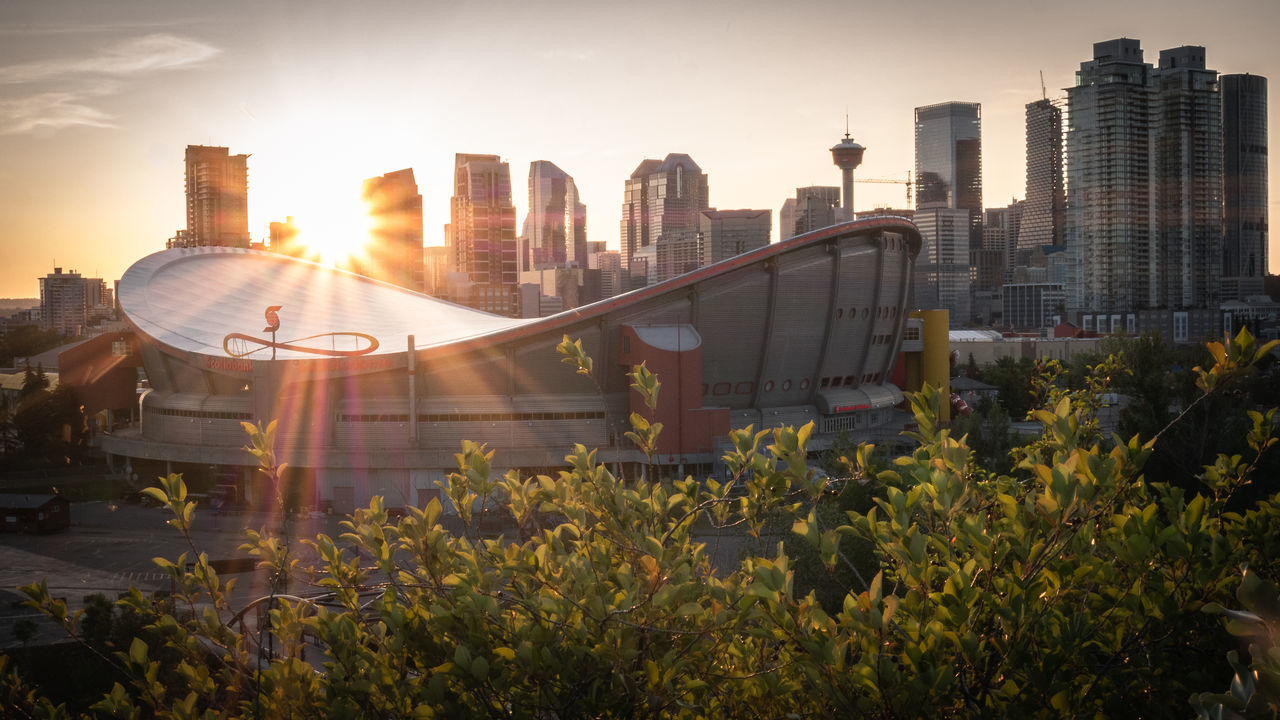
[268,217,303,258]
[779,199,795,242]
[1221,74,1269,300]
[914,102,983,248]
[913,208,971,326]
[981,202,1022,285]
[620,154,709,280]
[360,169,425,293]
[781,186,841,241]
[698,209,771,265]
[521,161,587,273]
[589,249,624,299]
[448,154,518,314]
[170,145,250,249]
[423,246,450,297]
[1004,283,1066,330]
[519,161,590,310]
[1021,99,1065,252]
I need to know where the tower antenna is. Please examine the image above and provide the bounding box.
[844,107,851,139]
[1040,70,1047,101]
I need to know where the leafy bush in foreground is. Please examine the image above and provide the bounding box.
[4,331,1280,718]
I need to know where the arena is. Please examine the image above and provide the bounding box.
[100,217,922,513]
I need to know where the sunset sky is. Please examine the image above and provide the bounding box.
[1,0,1277,298]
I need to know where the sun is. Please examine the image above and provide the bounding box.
[250,140,380,269]
[281,179,376,267]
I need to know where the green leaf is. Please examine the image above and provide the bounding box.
[676,601,703,617]
[128,636,148,667]
[140,487,167,505]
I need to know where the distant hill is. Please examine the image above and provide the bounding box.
[0,299,39,312]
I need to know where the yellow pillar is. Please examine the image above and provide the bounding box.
[918,309,951,424]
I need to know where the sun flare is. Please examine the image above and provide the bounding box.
[253,145,379,268]
[285,183,375,267]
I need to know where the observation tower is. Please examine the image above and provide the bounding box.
[830,130,865,221]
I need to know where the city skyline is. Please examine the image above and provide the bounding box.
[1,0,1278,298]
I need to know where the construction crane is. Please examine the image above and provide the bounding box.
[855,170,913,206]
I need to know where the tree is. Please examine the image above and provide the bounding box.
[19,362,49,399]
[978,355,1038,419]
[949,396,1014,473]
[10,383,86,466]
[0,326,71,368]
[4,331,1280,718]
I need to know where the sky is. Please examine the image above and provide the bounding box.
[1,0,1278,299]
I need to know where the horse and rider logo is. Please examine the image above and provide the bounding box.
[222,305,379,359]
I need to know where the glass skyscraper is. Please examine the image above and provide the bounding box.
[448,154,518,312]
[914,102,983,249]
[620,154,709,282]
[522,160,586,272]
[1153,46,1221,310]
[1221,73,1269,300]
[361,168,425,293]
[914,102,982,323]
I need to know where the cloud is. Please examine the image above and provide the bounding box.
[0,92,116,135]
[0,33,220,85]
[0,34,218,135]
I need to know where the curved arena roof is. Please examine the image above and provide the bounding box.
[119,216,920,364]
[119,249,529,360]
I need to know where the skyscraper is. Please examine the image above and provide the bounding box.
[982,201,1022,284]
[589,249,623,300]
[780,186,841,241]
[913,208,972,326]
[698,209,771,265]
[448,154,518,313]
[1066,39,1154,313]
[521,161,587,272]
[1221,73,1269,300]
[1153,46,1221,310]
[1020,99,1065,252]
[914,102,983,248]
[620,154,709,281]
[268,216,302,258]
[1066,39,1225,314]
[361,169,425,292]
[171,145,250,248]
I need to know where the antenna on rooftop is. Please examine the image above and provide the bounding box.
[1040,70,1047,101]
[844,107,851,138]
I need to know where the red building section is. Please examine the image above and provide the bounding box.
[618,324,729,461]
[57,330,142,424]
